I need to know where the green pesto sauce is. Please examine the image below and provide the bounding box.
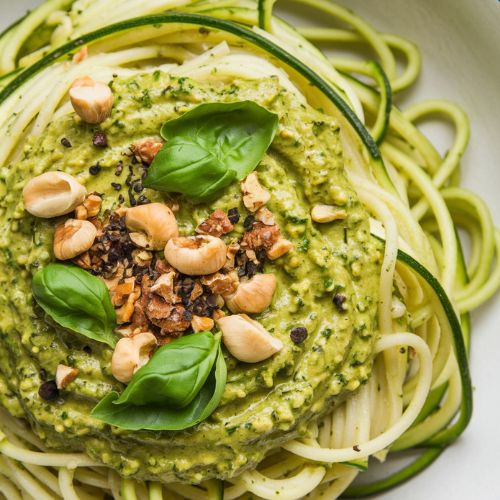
[0,73,381,482]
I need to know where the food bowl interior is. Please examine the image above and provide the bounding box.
[0,0,499,498]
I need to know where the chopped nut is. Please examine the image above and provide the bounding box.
[131,138,163,165]
[111,332,157,383]
[224,274,276,314]
[150,272,177,302]
[191,315,215,332]
[196,209,234,237]
[164,235,227,276]
[241,221,280,251]
[54,219,97,260]
[69,76,114,124]
[200,271,239,296]
[217,314,283,363]
[241,172,271,212]
[267,238,293,260]
[23,171,87,218]
[255,207,275,226]
[110,277,135,307]
[55,364,79,390]
[125,203,178,250]
[311,204,347,223]
[225,242,240,270]
[116,285,141,324]
[212,309,225,321]
[75,193,102,220]
[75,205,88,220]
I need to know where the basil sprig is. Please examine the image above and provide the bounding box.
[32,263,117,347]
[143,101,279,203]
[114,332,219,408]
[91,333,227,431]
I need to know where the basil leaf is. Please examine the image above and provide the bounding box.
[143,100,279,202]
[32,263,117,347]
[113,332,219,408]
[91,345,227,431]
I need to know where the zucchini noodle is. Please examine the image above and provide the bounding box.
[0,1,497,499]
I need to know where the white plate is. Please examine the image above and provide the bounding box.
[1,1,499,498]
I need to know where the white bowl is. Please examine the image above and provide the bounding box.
[0,1,498,498]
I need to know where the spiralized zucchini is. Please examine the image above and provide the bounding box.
[0,1,498,499]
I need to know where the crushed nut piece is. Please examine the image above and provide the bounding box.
[55,364,79,390]
[255,207,275,226]
[241,172,271,212]
[196,209,234,237]
[267,238,293,260]
[241,221,280,251]
[201,271,239,296]
[311,204,347,223]
[131,138,163,165]
[191,315,215,332]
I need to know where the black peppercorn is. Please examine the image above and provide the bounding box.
[243,214,255,231]
[290,326,308,344]
[89,164,101,175]
[92,131,108,148]
[38,381,59,401]
[333,293,347,312]
[228,207,240,224]
[60,137,72,148]
[111,182,122,191]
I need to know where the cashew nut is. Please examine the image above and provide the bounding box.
[53,219,97,260]
[111,332,157,383]
[311,204,347,223]
[23,171,87,218]
[267,239,293,260]
[69,76,114,124]
[55,364,78,390]
[224,273,276,314]
[164,235,227,276]
[217,314,283,363]
[241,172,270,212]
[125,203,178,250]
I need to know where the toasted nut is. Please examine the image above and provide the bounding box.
[164,235,227,276]
[191,315,215,332]
[75,193,102,220]
[131,138,163,165]
[110,277,135,307]
[150,272,176,302]
[217,314,283,363]
[224,273,276,314]
[311,204,347,223]
[53,219,97,260]
[55,364,78,390]
[255,207,275,226]
[111,332,157,383]
[23,171,87,218]
[69,76,113,124]
[241,172,270,212]
[267,238,293,260]
[116,285,141,324]
[125,203,178,250]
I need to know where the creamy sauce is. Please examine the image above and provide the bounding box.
[0,73,381,482]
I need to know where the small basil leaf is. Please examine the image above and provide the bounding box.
[113,332,219,409]
[32,263,117,347]
[91,346,227,431]
[143,100,279,203]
